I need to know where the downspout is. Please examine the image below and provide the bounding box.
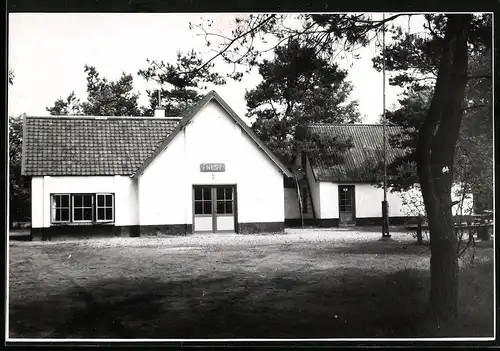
[184,127,188,234]
[42,176,45,230]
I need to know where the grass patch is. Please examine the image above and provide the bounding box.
[8,232,493,339]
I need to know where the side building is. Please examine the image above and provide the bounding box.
[284,123,473,227]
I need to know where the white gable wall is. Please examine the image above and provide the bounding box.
[138,100,285,227]
[284,188,300,219]
[31,175,138,228]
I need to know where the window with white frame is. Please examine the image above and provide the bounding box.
[51,194,71,222]
[96,194,114,222]
[73,194,94,222]
[50,193,115,224]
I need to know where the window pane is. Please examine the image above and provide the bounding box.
[203,201,212,214]
[54,195,61,208]
[194,188,202,200]
[216,188,224,200]
[55,209,61,221]
[194,201,202,215]
[203,188,211,201]
[225,187,233,200]
[225,201,233,214]
[106,195,113,207]
[217,200,225,214]
[97,195,104,207]
[61,195,69,207]
[97,208,105,220]
[105,208,113,220]
[74,196,82,207]
[84,195,92,207]
[61,209,70,221]
[83,208,93,220]
[74,209,83,221]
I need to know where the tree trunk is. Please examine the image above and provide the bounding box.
[416,14,471,324]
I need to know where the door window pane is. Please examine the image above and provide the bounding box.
[225,187,233,200]
[203,188,211,200]
[203,201,212,214]
[217,201,225,214]
[225,201,233,214]
[194,201,202,215]
[217,188,224,200]
[194,188,202,200]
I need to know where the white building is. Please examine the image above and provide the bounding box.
[22,91,292,239]
[22,91,472,240]
[284,123,473,227]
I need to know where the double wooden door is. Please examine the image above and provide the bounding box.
[193,185,236,233]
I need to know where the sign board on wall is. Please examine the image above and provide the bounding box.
[200,163,225,172]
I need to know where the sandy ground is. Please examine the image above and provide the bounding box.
[7,228,493,339]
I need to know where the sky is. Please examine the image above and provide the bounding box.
[8,13,427,124]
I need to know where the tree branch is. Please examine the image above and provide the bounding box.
[194,14,277,74]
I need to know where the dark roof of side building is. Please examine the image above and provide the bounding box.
[307,123,408,182]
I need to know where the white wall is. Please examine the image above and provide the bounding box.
[284,188,300,219]
[318,182,414,219]
[31,177,44,228]
[316,182,474,219]
[114,176,139,226]
[31,175,138,228]
[139,100,285,227]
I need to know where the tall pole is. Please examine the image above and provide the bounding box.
[381,13,391,238]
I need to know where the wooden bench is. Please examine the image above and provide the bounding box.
[404,213,494,243]
[454,214,493,241]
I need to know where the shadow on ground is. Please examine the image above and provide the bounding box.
[9,267,437,339]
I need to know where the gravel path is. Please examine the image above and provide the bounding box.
[9,227,417,248]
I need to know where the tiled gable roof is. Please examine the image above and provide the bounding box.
[22,116,180,176]
[307,124,408,182]
[21,91,293,178]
